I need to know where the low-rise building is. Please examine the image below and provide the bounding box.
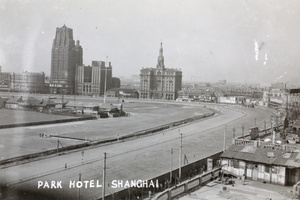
[221,139,300,186]
[4,96,56,111]
[108,88,139,98]
[0,97,9,108]
[5,96,24,109]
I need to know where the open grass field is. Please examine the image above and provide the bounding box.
[0,109,77,126]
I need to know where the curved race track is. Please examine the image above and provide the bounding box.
[0,103,274,200]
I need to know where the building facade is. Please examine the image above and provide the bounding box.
[50,25,83,94]
[0,70,45,93]
[221,139,300,186]
[11,72,45,93]
[75,61,112,96]
[140,43,182,100]
[111,77,121,88]
[0,72,11,92]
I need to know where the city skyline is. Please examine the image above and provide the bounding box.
[1,0,300,85]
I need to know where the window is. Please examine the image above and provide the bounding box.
[264,165,270,173]
[272,166,278,174]
[233,159,239,168]
[258,165,263,172]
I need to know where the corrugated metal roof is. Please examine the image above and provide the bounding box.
[222,144,300,168]
[240,146,256,153]
[295,153,300,160]
[285,160,300,168]
[293,120,300,128]
[282,153,291,159]
[6,97,22,104]
[267,152,275,158]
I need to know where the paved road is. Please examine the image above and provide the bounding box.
[0,105,274,200]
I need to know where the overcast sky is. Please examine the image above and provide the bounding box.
[0,0,300,85]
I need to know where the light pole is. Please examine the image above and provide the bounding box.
[170,148,173,184]
[104,57,108,104]
[179,130,182,183]
[103,57,112,104]
[285,82,289,119]
[102,152,107,200]
[223,125,227,152]
[78,173,81,200]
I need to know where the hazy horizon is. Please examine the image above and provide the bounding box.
[1,0,300,86]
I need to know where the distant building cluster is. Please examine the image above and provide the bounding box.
[50,25,120,96]
[264,85,300,120]
[0,25,121,95]
[140,43,182,100]
[0,96,125,118]
[177,82,264,106]
[0,70,46,93]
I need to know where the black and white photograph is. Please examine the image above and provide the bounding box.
[1,0,300,199]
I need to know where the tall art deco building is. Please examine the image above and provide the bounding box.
[50,25,83,94]
[140,43,182,100]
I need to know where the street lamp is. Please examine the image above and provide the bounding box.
[285,82,289,120]
[104,66,107,104]
[103,57,112,104]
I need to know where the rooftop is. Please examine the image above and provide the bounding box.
[222,139,300,168]
[178,177,295,200]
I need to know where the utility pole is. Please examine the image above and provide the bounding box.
[57,139,59,155]
[179,130,182,183]
[242,125,244,139]
[104,56,108,104]
[78,173,81,200]
[102,152,107,200]
[170,148,173,184]
[285,82,289,120]
[270,118,274,144]
[223,125,227,152]
[62,89,64,109]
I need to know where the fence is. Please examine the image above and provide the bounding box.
[92,151,223,200]
[154,168,221,200]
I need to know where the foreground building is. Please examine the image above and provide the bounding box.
[50,24,83,94]
[140,43,182,100]
[221,139,300,186]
